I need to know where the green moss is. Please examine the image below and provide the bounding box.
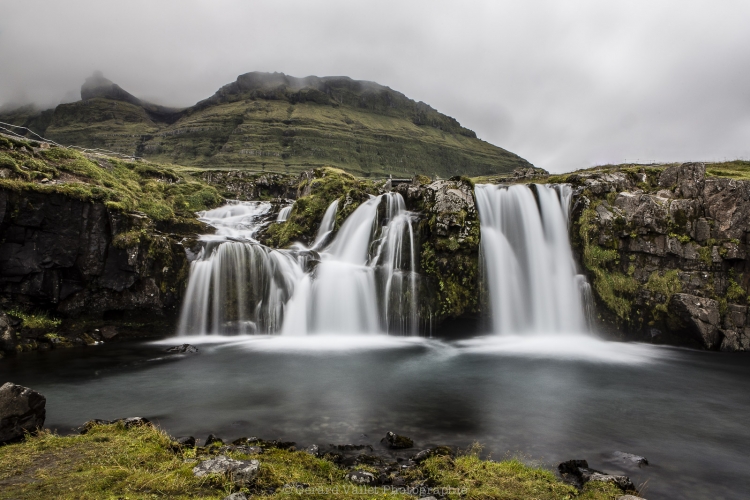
[577,204,638,321]
[263,167,374,248]
[645,270,682,318]
[0,143,223,224]
[6,307,61,330]
[698,246,713,266]
[726,275,746,303]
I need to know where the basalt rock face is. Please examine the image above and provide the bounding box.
[0,188,191,354]
[396,176,481,323]
[566,162,750,351]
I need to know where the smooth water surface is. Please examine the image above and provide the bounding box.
[2,336,749,499]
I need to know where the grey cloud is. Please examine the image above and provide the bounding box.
[1,0,748,172]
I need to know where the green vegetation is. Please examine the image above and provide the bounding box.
[263,167,377,248]
[645,270,683,319]
[706,160,750,180]
[6,307,61,330]
[726,274,746,303]
[0,135,222,224]
[0,423,624,500]
[577,204,638,321]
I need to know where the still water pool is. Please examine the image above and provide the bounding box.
[2,335,749,500]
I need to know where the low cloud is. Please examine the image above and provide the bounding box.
[1,0,748,172]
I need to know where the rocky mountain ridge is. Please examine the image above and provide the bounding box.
[0,72,532,179]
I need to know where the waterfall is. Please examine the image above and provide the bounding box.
[475,183,589,334]
[178,193,422,336]
[283,192,421,335]
[177,201,305,336]
[311,199,338,249]
[276,205,292,222]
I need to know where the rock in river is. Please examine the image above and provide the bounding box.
[0,382,46,443]
[381,431,413,449]
[166,344,199,353]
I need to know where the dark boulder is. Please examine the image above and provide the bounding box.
[205,434,223,446]
[175,436,196,447]
[381,431,413,449]
[0,382,46,443]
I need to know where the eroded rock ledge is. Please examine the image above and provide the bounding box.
[565,162,750,350]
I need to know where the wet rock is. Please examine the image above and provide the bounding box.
[345,470,377,485]
[80,416,150,434]
[100,325,119,340]
[612,451,648,467]
[166,343,198,353]
[381,431,413,449]
[411,446,453,463]
[192,455,259,485]
[305,444,320,456]
[558,459,635,492]
[617,496,647,500]
[175,436,196,447]
[0,382,46,443]
[670,294,722,349]
[585,471,636,492]
[205,434,223,446]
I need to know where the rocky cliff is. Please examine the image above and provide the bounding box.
[560,162,750,351]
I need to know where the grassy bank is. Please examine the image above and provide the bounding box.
[0,423,626,499]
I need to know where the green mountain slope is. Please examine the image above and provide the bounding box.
[0,72,533,178]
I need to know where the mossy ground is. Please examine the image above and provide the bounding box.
[0,424,623,500]
[262,167,379,248]
[0,134,222,225]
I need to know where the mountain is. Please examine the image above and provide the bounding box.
[0,72,533,177]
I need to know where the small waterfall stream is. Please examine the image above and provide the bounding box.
[475,183,590,334]
[178,193,421,336]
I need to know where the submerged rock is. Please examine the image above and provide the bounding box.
[192,455,259,485]
[612,451,649,467]
[0,382,46,443]
[166,344,199,354]
[381,431,413,449]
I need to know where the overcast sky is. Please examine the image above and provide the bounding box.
[1,1,748,173]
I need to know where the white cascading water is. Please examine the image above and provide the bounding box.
[475,183,590,334]
[276,205,292,222]
[283,192,420,335]
[177,202,304,335]
[178,193,421,336]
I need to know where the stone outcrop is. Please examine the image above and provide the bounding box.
[192,455,260,485]
[396,176,480,321]
[0,382,46,443]
[567,162,750,350]
[0,188,192,355]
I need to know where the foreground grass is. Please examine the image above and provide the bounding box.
[0,423,624,500]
